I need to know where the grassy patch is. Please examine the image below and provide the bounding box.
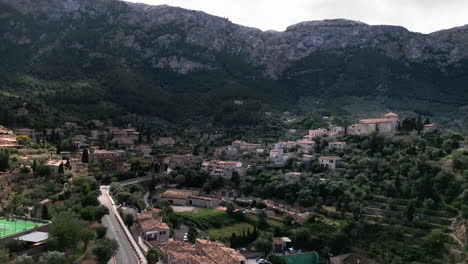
[177,208,235,229]
[207,222,255,243]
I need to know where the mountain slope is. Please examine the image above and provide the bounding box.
[0,0,467,131]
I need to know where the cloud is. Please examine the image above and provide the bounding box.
[123,0,467,33]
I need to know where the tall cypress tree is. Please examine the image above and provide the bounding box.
[82,148,89,163]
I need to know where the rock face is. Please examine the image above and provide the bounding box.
[0,0,466,77]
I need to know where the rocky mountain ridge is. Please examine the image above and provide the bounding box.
[1,0,467,78]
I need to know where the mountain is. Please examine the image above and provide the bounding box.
[0,0,467,131]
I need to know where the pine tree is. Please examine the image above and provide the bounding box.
[42,204,49,220]
[32,160,37,172]
[56,142,62,155]
[230,232,237,248]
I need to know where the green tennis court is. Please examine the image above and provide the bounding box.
[0,218,43,238]
[278,252,320,264]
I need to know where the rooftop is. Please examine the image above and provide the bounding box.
[16,231,49,243]
[138,218,169,232]
[272,237,292,244]
[320,156,341,160]
[359,118,397,124]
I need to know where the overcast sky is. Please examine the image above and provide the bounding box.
[123,0,467,33]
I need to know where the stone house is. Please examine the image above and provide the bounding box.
[187,195,221,208]
[201,160,245,177]
[274,141,297,149]
[297,139,315,153]
[329,141,347,150]
[329,126,344,137]
[157,189,200,206]
[136,210,170,244]
[88,149,125,171]
[157,189,220,208]
[319,156,342,169]
[214,146,239,159]
[272,237,292,253]
[231,140,261,150]
[308,128,328,137]
[347,113,400,136]
[156,137,175,146]
[164,154,200,170]
[46,159,68,175]
[270,148,293,165]
[423,124,436,134]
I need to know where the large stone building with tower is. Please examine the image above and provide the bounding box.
[347,113,400,136]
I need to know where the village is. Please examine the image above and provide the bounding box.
[0,111,465,264]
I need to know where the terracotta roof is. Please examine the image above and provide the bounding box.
[320,156,341,160]
[159,239,245,264]
[272,237,292,244]
[297,139,315,144]
[359,118,397,124]
[138,218,169,232]
[189,195,220,201]
[384,112,398,117]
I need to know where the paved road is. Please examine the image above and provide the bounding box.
[99,186,139,264]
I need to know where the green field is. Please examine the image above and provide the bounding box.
[207,222,255,243]
[0,218,43,238]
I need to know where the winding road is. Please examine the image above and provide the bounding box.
[99,186,140,264]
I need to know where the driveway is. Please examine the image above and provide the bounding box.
[171,205,196,212]
[173,224,189,241]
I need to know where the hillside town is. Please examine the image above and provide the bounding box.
[0,111,466,264]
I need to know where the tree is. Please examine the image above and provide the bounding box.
[95,224,108,239]
[9,192,24,214]
[406,201,416,222]
[93,238,119,264]
[230,171,241,186]
[38,251,68,264]
[282,215,294,226]
[0,248,8,264]
[146,248,160,264]
[0,151,9,171]
[123,213,134,227]
[12,255,34,264]
[253,233,272,256]
[188,224,198,243]
[56,142,62,155]
[257,210,269,229]
[82,148,89,163]
[58,162,64,174]
[41,204,49,220]
[94,205,110,221]
[81,227,96,249]
[50,212,86,250]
